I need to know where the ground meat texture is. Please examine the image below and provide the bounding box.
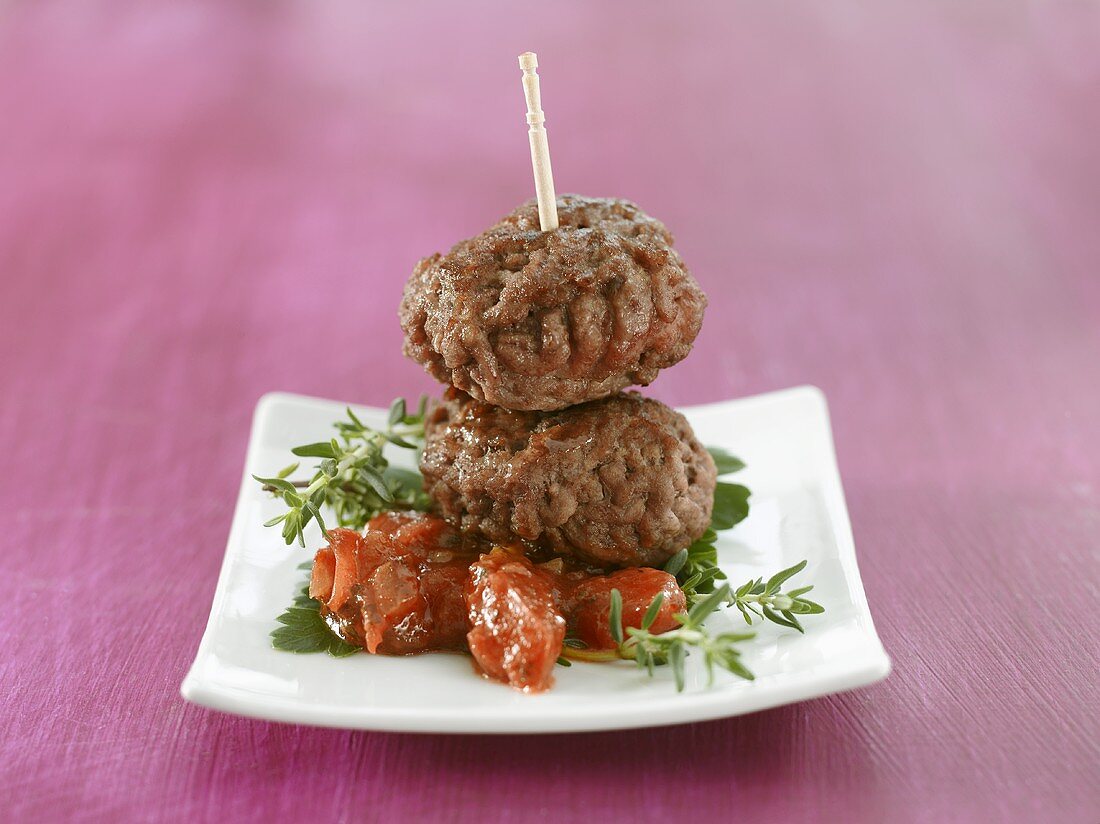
[399,195,707,411]
[421,390,717,567]
[466,551,566,693]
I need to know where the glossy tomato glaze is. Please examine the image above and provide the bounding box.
[308,514,482,655]
[465,551,686,692]
[465,551,565,693]
[564,566,686,649]
[309,514,687,692]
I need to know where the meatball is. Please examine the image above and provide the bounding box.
[420,389,717,567]
[399,195,707,411]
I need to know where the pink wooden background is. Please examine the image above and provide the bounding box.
[2,2,1098,821]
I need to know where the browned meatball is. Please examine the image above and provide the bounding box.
[420,390,717,567]
[399,195,707,412]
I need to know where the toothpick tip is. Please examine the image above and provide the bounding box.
[518,52,538,70]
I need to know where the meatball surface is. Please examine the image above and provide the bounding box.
[400,195,707,411]
[420,390,717,567]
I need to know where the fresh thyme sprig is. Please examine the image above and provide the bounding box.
[560,559,822,689]
[254,397,431,547]
[729,559,824,632]
[561,584,755,690]
[668,552,823,633]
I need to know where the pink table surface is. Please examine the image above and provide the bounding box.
[2,2,1098,821]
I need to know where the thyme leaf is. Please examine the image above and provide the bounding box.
[564,558,823,690]
[256,396,431,547]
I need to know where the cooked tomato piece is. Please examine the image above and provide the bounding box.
[417,564,470,651]
[306,514,690,692]
[308,528,361,611]
[565,567,686,649]
[308,545,337,603]
[328,528,362,612]
[308,515,483,655]
[466,550,566,693]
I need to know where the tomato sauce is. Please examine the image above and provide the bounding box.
[308,513,687,692]
[466,551,565,692]
[308,514,482,655]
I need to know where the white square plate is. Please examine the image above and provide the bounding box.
[181,386,890,733]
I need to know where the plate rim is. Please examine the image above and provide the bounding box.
[181,385,891,733]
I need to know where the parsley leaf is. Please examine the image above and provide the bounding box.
[706,446,746,475]
[711,482,751,530]
[271,577,360,658]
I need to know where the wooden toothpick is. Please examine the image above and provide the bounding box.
[518,52,559,231]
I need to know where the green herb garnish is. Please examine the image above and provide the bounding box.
[561,559,820,689]
[728,559,825,633]
[271,569,360,657]
[664,447,752,604]
[561,584,754,689]
[706,445,747,476]
[254,397,431,547]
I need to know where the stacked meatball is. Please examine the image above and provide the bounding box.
[400,194,716,568]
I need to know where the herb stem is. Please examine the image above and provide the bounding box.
[259,480,423,510]
[737,592,794,611]
[255,398,431,546]
[559,647,622,663]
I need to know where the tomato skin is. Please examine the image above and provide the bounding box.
[308,546,337,603]
[566,568,686,650]
[338,530,367,609]
[466,551,565,693]
[306,515,690,693]
[310,516,481,655]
